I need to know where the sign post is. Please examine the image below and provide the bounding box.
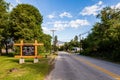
[14,40,43,64]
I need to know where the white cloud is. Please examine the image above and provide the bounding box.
[59,12,73,18]
[47,19,90,31]
[47,14,55,19]
[16,0,21,4]
[69,19,90,28]
[111,3,120,9]
[80,1,104,16]
[53,21,69,30]
[98,1,103,5]
[42,26,51,34]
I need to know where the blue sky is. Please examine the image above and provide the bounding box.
[5,0,120,42]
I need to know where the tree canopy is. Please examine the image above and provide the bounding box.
[0,1,52,54]
[59,35,79,52]
[10,4,43,41]
[60,7,120,62]
[0,0,9,39]
[0,0,10,54]
[81,7,120,61]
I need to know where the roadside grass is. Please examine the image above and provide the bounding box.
[0,55,54,80]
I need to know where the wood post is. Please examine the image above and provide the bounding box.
[14,40,43,63]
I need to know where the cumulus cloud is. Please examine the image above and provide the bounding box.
[47,19,90,31]
[111,3,120,9]
[42,26,51,34]
[53,21,68,30]
[80,1,104,16]
[59,12,73,18]
[16,0,21,4]
[98,1,103,5]
[69,19,90,28]
[47,14,55,19]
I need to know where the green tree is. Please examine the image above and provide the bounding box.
[10,4,43,41]
[81,7,120,61]
[0,0,10,55]
[42,34,52,52]
[74,35,79,47]
[54,35,58,51]
[10,4,52,53]
[60,35,80,52]
[74,35,78,42]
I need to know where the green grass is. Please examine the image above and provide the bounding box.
[0,56,51,80]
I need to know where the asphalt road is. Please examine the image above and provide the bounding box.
[45,52,120,80]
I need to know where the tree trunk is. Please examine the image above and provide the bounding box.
[5,43,8,55]
[0,47,2,56]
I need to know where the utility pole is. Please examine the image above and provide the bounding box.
[79,34,82,53]
[79,30,91,53]
[50,29,56,53]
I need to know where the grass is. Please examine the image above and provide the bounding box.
[0,55,53,80]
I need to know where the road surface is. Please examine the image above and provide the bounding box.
[45,52,120,80]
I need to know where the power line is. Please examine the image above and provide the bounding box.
[79,30,92,53]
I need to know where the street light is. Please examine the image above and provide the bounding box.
[50,29,56,53]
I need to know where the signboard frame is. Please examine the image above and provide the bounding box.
[14,40,43,58]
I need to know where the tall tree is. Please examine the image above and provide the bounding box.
[81,7,120,61]
[74,35,79,47]
[54,35,58,51]
[0,0,10,54]
[42,34,52,52]
[74,35,78,42]
[10,4,52,53]
[10,4,43,41]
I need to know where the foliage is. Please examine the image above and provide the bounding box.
[53,35,58,51]
[10,4,43,41]
[9,4,51,53]
[0,1,52,54]
[42,34,52,53]
[81,7,120,62]
[0,0,10,54]
[59,35,80,52]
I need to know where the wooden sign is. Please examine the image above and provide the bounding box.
[14,40,43,58]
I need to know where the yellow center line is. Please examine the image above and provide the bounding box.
[75,57,120,80]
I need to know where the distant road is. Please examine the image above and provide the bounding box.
[46,51,120,80]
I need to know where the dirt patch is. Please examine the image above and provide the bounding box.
[9,68,18,72]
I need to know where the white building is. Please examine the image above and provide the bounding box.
[72,47,82,52]
[56,41,65,48]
